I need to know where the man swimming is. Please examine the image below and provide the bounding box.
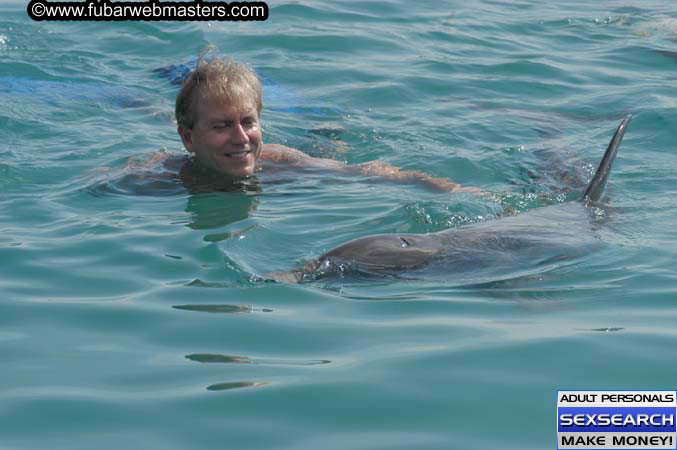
[172,54,475,193]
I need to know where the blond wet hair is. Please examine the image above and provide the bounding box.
[175,48,262,130]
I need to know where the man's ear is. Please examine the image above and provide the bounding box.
[178,127,194,153]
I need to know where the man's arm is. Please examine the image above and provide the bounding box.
[261,144,479,193]
[344,160,481,193]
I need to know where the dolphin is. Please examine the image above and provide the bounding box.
[271,115,632,284]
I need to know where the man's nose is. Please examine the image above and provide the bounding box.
[231,123,249,144]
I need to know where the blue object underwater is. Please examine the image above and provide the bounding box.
[1,57,318,114]
[152,57,317,114]
[0,76,148,108]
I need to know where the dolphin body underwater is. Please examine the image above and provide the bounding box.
[271,115,632,284]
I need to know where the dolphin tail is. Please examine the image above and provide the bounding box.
[582,114,632,203]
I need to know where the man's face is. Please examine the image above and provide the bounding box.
[179,98,262,178]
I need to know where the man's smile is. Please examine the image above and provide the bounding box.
[223,150,252,159]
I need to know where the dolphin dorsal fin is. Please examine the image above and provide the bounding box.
[582,114,632,203]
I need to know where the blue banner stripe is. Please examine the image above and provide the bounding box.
[558,407,677,432]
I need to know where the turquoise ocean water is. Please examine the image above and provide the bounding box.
[1,0,677,448]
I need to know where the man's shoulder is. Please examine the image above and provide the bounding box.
[161,152,191,171]
[260,144,344,169]
[122,151,187,172]
[260,144,311,162]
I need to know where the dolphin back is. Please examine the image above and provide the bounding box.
[582,114,632,203]
[269,114,634,284]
